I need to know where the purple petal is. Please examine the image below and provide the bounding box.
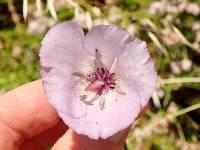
[117,39,157,107]
[57,81,141,139]
[40,21,87,118]
[84,25,132,68]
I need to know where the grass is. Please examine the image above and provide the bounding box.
[0,0,200,149]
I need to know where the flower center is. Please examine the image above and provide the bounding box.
[85,67,116,96]
[72,49,124,110]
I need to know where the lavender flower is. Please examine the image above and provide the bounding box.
[40,21,157,139]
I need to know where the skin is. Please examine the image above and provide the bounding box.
[0,80,146,150]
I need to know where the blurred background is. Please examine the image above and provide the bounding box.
[0,0,200,149]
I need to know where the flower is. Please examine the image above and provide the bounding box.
[148,1,165,16]
[185,3,200,16]
[180,59,192,72]
[161,28,180,46]
[192,22,200,31]
[40,21,157,139]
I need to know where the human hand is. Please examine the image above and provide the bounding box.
[0,80,141,150]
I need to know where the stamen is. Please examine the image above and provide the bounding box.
[86,72,97,82]
[102,69,108,79]
[99,97,106,110]
[72,72,85,79]
[116,87,126,95]
[80,95,87,101]
[85,80,105,92]
[110,57,118,73]
[81,93,99,105]
[95,49,104,68]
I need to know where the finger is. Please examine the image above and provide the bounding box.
[52,128,128,150]
[0,80,60,146]
[21,120,68,150]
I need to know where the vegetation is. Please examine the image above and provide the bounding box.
[0,0,200,149]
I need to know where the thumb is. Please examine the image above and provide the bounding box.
[52,128,129,150]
